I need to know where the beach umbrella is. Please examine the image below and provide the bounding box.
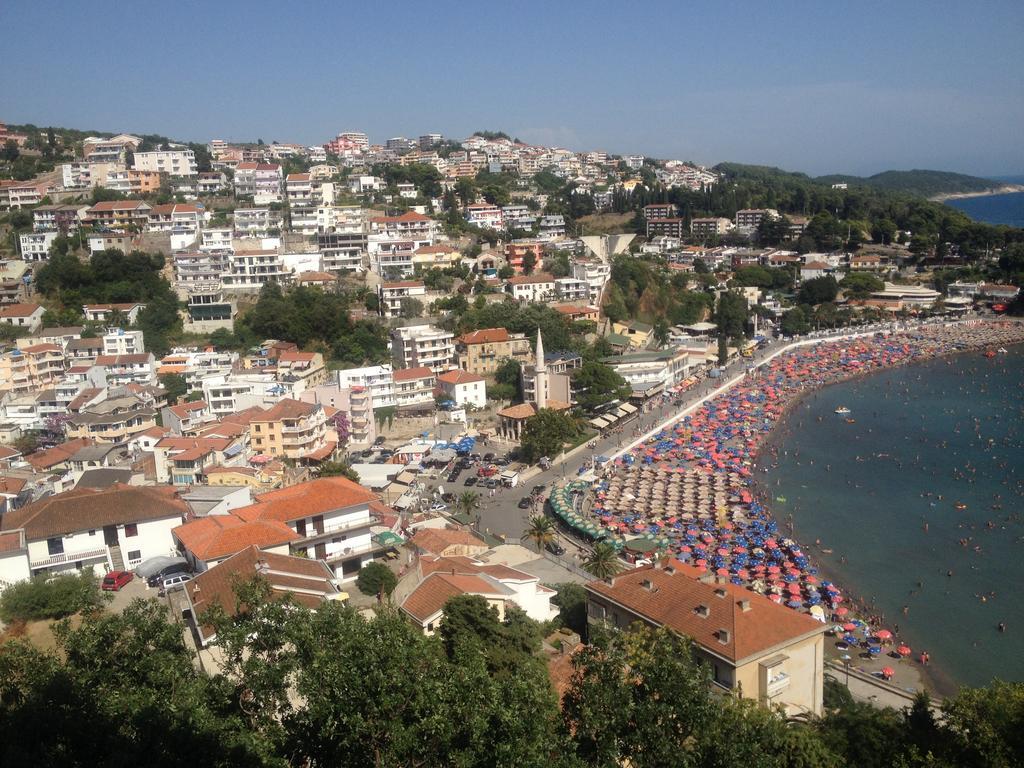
[897,645,912,657]
[842,622,857,632]
[875,629,892,640]
[882,667,894,679]
[834,607,848,617]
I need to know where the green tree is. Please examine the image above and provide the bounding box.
[522,251,537,275]
[399,297,424,319]
[0,571,106,622]
[159,372,187,403]
[582,541,622,580]
[839,271,884,299]
[797,275,839,306]
[552,582,588,637]
[492,358,523,402]
[519,408,579,463]
[354,561,397,599]
[522,514,556,553]
[316,461,359,482]
[941,680,1024,768]
[781,306,810,336]
[571,361,631,411]
[652,319,670,348]
[457,491,481,518]
[714,290,749,340]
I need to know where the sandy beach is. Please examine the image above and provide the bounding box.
[928,183,1024,202]
[567,320,1024,699]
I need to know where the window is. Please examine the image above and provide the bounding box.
[88,530,96,536]
[127,549,141,562]
[124,523,138,537]
[47,538,64,556]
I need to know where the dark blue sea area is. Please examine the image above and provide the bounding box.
[767,346,1024,691]
[945,175,1024,227]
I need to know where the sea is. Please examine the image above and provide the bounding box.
[945,175,1024,227]
[766,346,1024,693]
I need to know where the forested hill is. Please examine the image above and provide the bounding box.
[816,169,1013,198]
[713,163,1012,199]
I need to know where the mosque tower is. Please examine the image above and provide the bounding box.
[532,330,548,411]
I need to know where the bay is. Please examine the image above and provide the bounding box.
[767,347,1024,691]
[945,175,1024,227]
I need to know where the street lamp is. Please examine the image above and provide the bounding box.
[841,654,852,686]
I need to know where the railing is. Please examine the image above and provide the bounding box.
[30,546,108,569]
[323,541,378,562]
[301,515,379,540]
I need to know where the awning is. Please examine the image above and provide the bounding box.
[618,403,638,414]
[601,412,620,424]
[373,531,404,548]
[590,417,609,428]
[302,442,337,462]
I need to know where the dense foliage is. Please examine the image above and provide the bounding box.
[0,572,106,623]
[519,408,581,462]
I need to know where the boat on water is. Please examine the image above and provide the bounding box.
[997,347,1009,354]
[845,418,856,424]
[984,350,997,358]
[775,496,787,503]
[834,406,851,415]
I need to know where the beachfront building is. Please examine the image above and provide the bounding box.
[585,559,827,716]
[497,333,571,440]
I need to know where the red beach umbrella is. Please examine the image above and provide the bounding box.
[882,667,895,679]
[897,645,912,657]
[875,629,893,640]
[834,607,848,616]
[842,622,857,631]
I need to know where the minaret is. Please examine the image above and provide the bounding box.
[533,330,548,410]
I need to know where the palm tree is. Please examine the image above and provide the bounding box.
[522,515,556,553]
[457,491,481,517]
[584,541,623,579]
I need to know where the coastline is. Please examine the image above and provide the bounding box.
[752,339,1024,699]
[928,184,1024,202]
[593,321,1024,702]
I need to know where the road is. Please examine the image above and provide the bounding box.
[475,317,955,546]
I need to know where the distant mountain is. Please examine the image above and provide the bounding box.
[813,169,1018,199]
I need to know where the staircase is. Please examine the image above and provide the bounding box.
[108,544,125,571]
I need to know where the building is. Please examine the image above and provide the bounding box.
[91,352,157,386]
[504,240,544,274]
[231,476,383,580]
[65,392,158,443]
[465,203,504,230]
[182,546,344,646]
[83,200,153,231]
[411,244,461,271]
[0,484,186,578]
[643,203,678,220]
[82,134,141,163]
[133,148,198,176]
[497,333,572,440]
[506,273,556,303]
[336,365,395,409]
[172,514,298,574]
[602,347,695,398]
[0,303,45,332]
[249,399,333,462]
[799,261,831,281]
[849,254,885,271]
[392,367,436,409]
[391,324,456,373]
[0,343,65,395]
[646,218,686,239]
[691,217,733,237]
[408,528,489,558]
[32,204,86,234]
[456,328,532,375]
[585,559,826,716]
[224,249,290,290]
[436,370,486,409]
[735,209,779,233]
[401,554,557,634]
[378,281,427,319]
[83,303,145,325]
[298,383,376,449]
[233,207,278,236]
[234,162,284,203]
[18,231,57,261]
[147,203,204,235]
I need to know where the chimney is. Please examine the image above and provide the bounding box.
[717,629,731,645]
[738,599,751,612]
[694,604,710,618]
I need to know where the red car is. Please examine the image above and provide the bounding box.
[101,570,133,591]
[477,465,498,477]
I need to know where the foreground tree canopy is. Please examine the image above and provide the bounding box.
[0,585,1021,768]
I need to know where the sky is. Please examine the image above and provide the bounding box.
[2,0,1022,177]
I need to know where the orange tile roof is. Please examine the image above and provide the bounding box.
[585,560,825,663]
[393,367,434,382]
[457,328,509,345]
[410,528,487,555]
[507,273,555,285]
[24,437,94,470]
[437,370,484,385]
[233,476,377,524]
[251,398,318,422]
[0,303,42,318]
[173,514,299,561]
[401,572,501,622]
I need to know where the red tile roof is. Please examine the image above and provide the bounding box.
[409,528,487,555]
[401,572,500,622]
[233,477,377,524]
[173,514,299,561]
[507,273,555,285]
[24,437,94,470]
[586,560,825,663]
[457,328,510,345]
[0,303,42,318]
[437,370,484,385]
[393,367,434,383]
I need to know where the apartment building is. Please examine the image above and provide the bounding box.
[735,209,779,232]
[18,231,57,262]
[335,364,395,408]
[82,134,141,163]
[83,303,145,324]
[66,393,158,443]
[391,324,456,373]
[506,273,556,303]
[133,148,198,177]
[83,200,153,231]
[298,383,376,449]
[101,328,145,356]
[0,303,45,332]
[368,211,437,263]
[233,207,279,236]
[92,353,157,386]
[436,370,486,409]
[646,218,686,239]
[691,217,733,237]
[378,281,427,318]
[147,203,204,234]
[505,240,544,273]
[392,367,436,409]
[33,204,86,234]
[570,259,612,304]
[153,435,246,486]
[465,203,503,229]
[234,162,284,203]
[249,399,333,462]
[223,249,290,290]
[275,350,327,387]
[0,180,49,209]
[0,344,65,395]
[104,169,163,195]
[455,328,531,375]
[411,244,461,271]
[643,203,679,220]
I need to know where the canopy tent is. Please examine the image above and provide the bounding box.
[590,417,609,429]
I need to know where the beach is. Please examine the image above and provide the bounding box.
[562,320,1024,697]
[928,183,1024,202]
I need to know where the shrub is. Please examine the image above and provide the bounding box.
[0,571,106,622]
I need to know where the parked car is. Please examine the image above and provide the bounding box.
[546,541,566,556]
[374,436,386,446]
[531,484,547,496]
[494,456,510,466]
[441,492,456,504]
[517,497,532,509]
[159,573,192,594]
[477,465,498,477]
[147,562,190,588]
[464,476,478,486]
[101,570,133,591]
[429,502,447,512]
[483,453,495,461]
[484,479,498,489]
[135,555,186,580]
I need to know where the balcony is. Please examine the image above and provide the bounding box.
[300,514,379,541]
[323,540,380,563]
[31,546,108,569]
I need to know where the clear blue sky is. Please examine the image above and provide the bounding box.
[2,0,1022,177]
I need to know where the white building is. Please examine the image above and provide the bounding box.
[436,370,486,409]
[18,231,57,262]
[233,207,278,236]
[392,367,436,408]
[336,364,395,408]
[506,274,556,303]
[234,162,284,203]
[391,324,456,373]
[133,148,199,177]
[102,328,145,356]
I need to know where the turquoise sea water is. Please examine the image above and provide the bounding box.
[766,347,1024,691]
[946,175,1024,227]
